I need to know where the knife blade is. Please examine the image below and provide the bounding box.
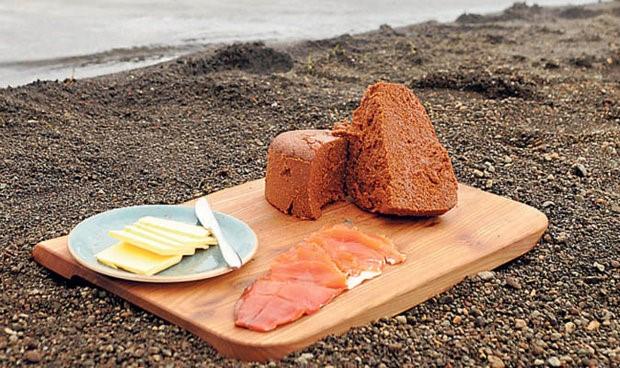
[194,198,243,269]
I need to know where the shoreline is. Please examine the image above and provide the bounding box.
[1,1,619,367]
[0,0,601,88]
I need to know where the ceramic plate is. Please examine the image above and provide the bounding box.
[68,205,257,283]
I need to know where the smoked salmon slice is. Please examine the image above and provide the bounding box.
[269,242,347,288]
[234,278,343,332]
[234,224,405,332]
[314,224,406,265]
[306,224,406,288]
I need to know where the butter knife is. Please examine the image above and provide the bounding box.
[195,198,243,269]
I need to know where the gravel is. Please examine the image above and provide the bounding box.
[548,356,562,367]
[1,1,619,367]
[477,271,496,281]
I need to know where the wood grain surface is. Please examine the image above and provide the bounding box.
[33,179,547,361]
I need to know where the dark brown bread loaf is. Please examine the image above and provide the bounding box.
[334,82,458,216]
[265,130,347,219]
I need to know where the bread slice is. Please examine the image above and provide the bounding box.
[334,82,458,216]
[265,130,347,219]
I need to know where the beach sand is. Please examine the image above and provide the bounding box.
[0,2,619,366]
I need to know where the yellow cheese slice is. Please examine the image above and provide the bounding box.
[96,242,182,276]
[124,225,192,249]
[132,223,217,249]
[108,230,196,256]
[138,216,210,239]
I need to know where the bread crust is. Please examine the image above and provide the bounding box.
[265,130,347,219]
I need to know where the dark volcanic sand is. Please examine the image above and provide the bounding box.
[1,2,619,367]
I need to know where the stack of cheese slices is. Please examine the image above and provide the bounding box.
[96,216,218,276]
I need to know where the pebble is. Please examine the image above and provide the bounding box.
[586,320,600,331]
[506,276,522,289]
[478,271,495,280]
[572,163,588,177]
[593,262,605,272]
[395,315,407,324]
[542,201,555,208]
[487,355,505,368]
[473,169,484,178]
[543,152,559,161]
[578,346,595,356]
[23,350,42,363]
[565,322,576,333]
[439,295,454,304]
[534,358,544,365]
[470,307,483,317]
[555,232,568,243]
[611,260,620,268]
[296,353,314,364]
[548,356,561,367]
[148,346,160,354]
[515,319,527,329]
[452,316,462,325]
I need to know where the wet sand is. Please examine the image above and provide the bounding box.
[0,2,619,367]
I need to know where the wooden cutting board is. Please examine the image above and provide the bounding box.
[33,179,547,361]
